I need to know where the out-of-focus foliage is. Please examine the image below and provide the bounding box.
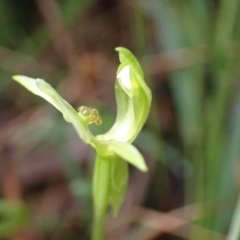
[0,200,28,238]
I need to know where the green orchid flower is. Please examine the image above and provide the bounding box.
[12,47,151,240]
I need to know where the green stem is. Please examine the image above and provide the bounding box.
[92,212,106,240]
[92,155,110,240]
[228,193,240,240]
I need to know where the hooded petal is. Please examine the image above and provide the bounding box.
[96,47,152,143]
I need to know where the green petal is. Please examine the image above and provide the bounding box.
[12,75,93,143]
[97,47,152,143]
[107,140,148,172]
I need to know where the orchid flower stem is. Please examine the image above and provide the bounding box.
[92,212,105,240]
[11,47,151,240]
[92,155,110,240]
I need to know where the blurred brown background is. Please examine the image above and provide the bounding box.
[0,0,240,239]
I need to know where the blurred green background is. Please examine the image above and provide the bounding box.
[0,0,240,239]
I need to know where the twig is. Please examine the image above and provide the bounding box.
[107,205,227,240]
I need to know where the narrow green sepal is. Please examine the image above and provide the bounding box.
[12,75,93,143]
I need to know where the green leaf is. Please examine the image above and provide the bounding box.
[97,47,151,143]
[108,155,128,216]
[12,75,93,143]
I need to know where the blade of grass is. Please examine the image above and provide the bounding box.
[205,0,240,204]
[228,192,240,240]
